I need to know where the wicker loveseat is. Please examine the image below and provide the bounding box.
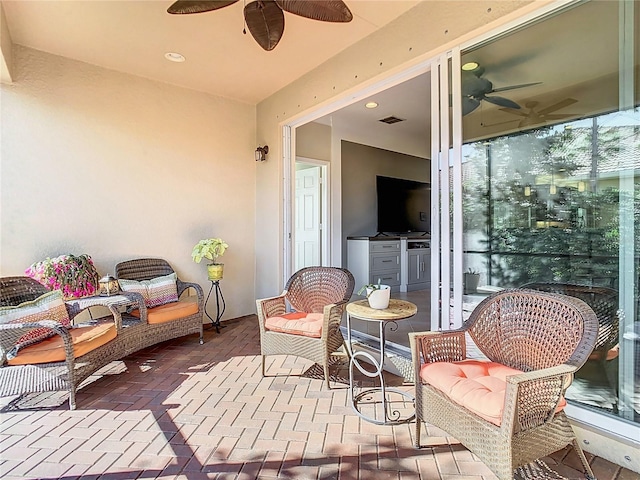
[0,259,204,410]
[115,258,204,353]
[0,276,132,409]
[409,289,598,480]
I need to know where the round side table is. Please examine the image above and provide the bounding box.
[346,299,417,425]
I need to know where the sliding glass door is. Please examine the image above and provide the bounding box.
[458,0,638,431]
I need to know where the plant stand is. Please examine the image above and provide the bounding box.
[204,280,225,333]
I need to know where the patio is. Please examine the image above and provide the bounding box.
[0,316,635,480]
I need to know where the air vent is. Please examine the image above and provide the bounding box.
[379,116,406,124]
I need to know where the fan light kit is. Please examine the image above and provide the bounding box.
[167,0,353,51]
[164,52,186,62]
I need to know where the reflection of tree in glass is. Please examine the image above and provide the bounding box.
[462,117,639,289]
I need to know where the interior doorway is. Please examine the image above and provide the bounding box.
[294,157,328,270]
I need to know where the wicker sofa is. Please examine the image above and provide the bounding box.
[0,260,204,410]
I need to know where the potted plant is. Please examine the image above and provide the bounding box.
[191,238,228,281]
[25,254,100,299]
[463,268,480,294]
[357,278,391,309]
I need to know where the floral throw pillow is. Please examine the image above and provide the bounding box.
[25,254,100,299]
[118,273,179,308]
[0,290,72,357]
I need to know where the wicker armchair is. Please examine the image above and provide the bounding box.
[256,267,355,388]
[521,282,619,361]
[115,258,204,350]
[409,289,598,480]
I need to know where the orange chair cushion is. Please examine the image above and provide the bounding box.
[7,322,117,366]
[420,359,566,426]
[130,298,199,324]
[264,312,324,338]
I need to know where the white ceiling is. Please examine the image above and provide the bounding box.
[2,0,420,104]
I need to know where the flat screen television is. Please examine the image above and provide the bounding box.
[376,175,430,234]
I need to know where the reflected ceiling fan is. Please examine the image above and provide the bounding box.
[498,98,579,127]
[462,65,541,115]
[167,0,353,51]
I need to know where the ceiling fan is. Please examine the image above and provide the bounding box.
[498,98,579,127]
[167,0,353,51]
[462,65,541,116]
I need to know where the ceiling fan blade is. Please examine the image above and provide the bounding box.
[542,113,578,120]
[167,0,239,14]
[462,97,480,116]
[499,107,529,118]
[244,1,285,51]
[484,95,521,109]
[275,0,352,22]
[490,82,542,94]
[537,98,578,116]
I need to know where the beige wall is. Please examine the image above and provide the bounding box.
[341,140,430,256]
[296,122,331,161]
[0,46,256,321]
[255,0,534,298]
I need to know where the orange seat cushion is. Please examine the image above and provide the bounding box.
[264,312,324,338]
[420,359,566,426]
[7,322,117,366]
[130,299,199,324]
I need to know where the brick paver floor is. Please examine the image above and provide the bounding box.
[1,316,637,480]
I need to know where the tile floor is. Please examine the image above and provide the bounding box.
[1,316,637,480]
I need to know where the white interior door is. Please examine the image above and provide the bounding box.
[294,165,321,271]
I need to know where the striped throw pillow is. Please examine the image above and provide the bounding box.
[118,273,179,308]
[0,290,72,354]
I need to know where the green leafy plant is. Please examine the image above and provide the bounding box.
[357,278,383,297]
[191,238,228,264]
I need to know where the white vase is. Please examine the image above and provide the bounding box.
[366,285,391,309]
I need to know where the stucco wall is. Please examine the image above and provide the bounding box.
[255,0,535,298]
[0,46,257,321]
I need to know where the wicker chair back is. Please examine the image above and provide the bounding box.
[285,267,355,313]
[115,258,175,281]
[521,282,619,355]
[0,276,49,307]
[466,289,598,372]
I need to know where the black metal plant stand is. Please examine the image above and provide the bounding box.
[204,280,225,333]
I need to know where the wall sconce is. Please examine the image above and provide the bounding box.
[255,145,268,162]
[524,185,531,197]
[549,184,557,195]
[578,181,586,192]
[99,274,120,296]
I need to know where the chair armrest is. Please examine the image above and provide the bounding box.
[256,292,287,330]
[502,363,576,434]
[176,279,204,308]
[321,301,347,340]
[0,320,74,365]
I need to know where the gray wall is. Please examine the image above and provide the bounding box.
[341,140,430,260]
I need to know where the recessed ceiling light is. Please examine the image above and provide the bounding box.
[365,102,378,109]
[461,62,479,71]
[165,52,186,63]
